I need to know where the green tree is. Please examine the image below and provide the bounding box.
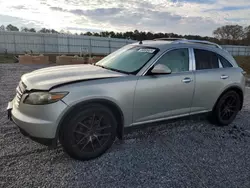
[50,29,58,34]
[84,32,92,36]
[244,26,250,38]
[21,27,36,32]
[100,31,110,37]
[0,25,5,31]
[6,24,19,31]
[93,32,100,36]
[109,31,116,38]
[244,26,250,45]
[146,32,154,40]
[29,28,36,32]
[213,25,244,40]
[39,28,51,33]
[21,27,29,32]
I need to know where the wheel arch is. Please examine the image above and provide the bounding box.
[56,99,125,141]
[213,85,244,111]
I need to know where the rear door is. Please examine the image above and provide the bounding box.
[190,48,234,113]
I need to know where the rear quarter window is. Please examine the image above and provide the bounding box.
[218,55,233,68]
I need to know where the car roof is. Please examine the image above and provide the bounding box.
[131,40,221,51]
[130,39,238,66]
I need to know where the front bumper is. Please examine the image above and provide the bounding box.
[7,98,68,146]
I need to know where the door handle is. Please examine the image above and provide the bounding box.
[182,77,192,83]
[220,75,229,79]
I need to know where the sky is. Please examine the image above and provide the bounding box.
[0,0,250,36]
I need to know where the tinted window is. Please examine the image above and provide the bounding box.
[194,49,219,70]
[155,49,189,73]
[219,55,233,68]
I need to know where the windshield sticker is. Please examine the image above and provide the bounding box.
[138,48,156,53]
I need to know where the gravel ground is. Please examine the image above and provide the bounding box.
[1,63,250,188]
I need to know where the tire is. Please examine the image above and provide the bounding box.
[60,104,117,161]
[209,91,241,126]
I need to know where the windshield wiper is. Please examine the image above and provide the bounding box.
[95,64,128,74]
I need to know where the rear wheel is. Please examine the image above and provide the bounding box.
[209,91,241,126]
[60,104,117,161]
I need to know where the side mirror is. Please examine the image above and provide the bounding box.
[151,64,172,74]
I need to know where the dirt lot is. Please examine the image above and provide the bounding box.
[235,56,250,76]
[1,64,250,188]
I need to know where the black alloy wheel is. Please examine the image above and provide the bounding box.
[219,94,238,121]
[74,113,112,152]
[209,91,241,126]
[60,104,117,160]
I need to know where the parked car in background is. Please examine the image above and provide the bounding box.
[7,39,246,160]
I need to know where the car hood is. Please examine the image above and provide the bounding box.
[21,64,127,90]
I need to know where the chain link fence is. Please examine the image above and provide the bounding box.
[222,45,250,56]
[0,31,136,55]
[0,31,250,56]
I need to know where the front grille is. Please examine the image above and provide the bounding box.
[15,81,27,107]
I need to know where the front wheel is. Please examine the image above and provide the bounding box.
[209,91,241,126]
[60,104,117,161]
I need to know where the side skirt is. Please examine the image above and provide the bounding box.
[124,111,210,135]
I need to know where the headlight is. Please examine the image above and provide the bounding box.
[24,92,68,105]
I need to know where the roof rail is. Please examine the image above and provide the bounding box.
[153,38,186,41]
[172,39,223,49]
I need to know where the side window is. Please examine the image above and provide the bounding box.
[218,55,233,68]
[194,49,219,70]
[155,49,189,73]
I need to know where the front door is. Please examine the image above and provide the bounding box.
[133,48,195,124]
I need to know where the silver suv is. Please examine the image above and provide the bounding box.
[7,39,246,160]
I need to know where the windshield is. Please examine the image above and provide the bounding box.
[96,45,159,74]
